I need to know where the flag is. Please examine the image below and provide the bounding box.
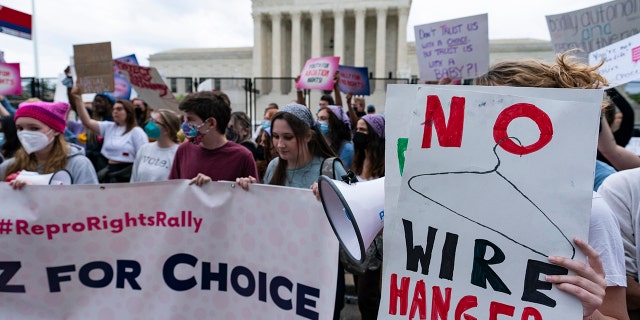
[0,6,32,40]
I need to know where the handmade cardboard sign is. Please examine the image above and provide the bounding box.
[589,32,640,87]
[0,62,21,95]
[0,180,338,319]
[414,14,489,82]
[73,42,115,93]
[546,0,640,62]
[381,85,603,319]
[296,56,340,91]
[114,60,178,111]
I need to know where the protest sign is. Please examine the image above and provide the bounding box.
[0,180,338,319]
[381,85,603,319]
[0,6,32,40]
[589,32,640,86]
[296,56,340,91]
[338,65,370,95]
[546,0,640,62]
[114,60,179,111]
[113,54,139,100]
[73,42,115,93]
[414,14,489,82]
[0,62,21,95]
[0,50,5,62]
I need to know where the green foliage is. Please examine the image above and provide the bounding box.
[628,93,640,105]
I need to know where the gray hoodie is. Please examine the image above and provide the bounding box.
[0,143,98,184]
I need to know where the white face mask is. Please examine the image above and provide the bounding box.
[17,130,54,154]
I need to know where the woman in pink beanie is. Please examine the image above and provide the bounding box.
[0,101,98,189]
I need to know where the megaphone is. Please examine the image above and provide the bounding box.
[318,175,385,265]
[16,170,73,185]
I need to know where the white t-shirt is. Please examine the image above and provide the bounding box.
[130,142,179,182]
[598,168,640,281]
[590,191,628,286]
[98,121,148,163]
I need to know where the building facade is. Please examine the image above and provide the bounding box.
[148,0,559,119]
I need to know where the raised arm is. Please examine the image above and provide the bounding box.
[295,75,306,106]
[598,116,640,170]
[69,86,100,133]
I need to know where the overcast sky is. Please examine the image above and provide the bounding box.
[1,0,608,78]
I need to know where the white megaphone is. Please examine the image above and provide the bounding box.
[318,175,385,265]
[15,170,73,185]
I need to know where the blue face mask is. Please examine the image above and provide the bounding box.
[260,120,271,130]
[144,121,161,140]
[181,119,209,138]
[319,121,330,136]
[0,132,5,148]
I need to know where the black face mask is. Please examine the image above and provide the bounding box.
[353,132,368,150]
[225,128,238,142]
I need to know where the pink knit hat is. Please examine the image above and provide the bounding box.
[15,101,70,133]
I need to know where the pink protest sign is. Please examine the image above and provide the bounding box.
[0,62,22,95]
[296,56,340,91]
[633,46,640,63]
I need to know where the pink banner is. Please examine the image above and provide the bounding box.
[296,56,340,91]
[0,63,22,95]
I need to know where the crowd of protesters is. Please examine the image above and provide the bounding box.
[2,51,640,320]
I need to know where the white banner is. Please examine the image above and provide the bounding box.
[0,180,338,319]
[381,85,603,319]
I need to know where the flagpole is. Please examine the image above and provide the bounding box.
[32,0,39,79]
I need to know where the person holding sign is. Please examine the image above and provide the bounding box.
[71,86,148,183]
[0,101,98,188]
[475,51,629,320]
[130,109,181,182]
[235,103,347,320]
[168,91,258,186]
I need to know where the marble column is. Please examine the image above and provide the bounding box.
[396,6,409,76]
[311,11,322,58]
[354,8,366,67]
[375,7,387,78]
[291,11,302,77]
[271,12,282,92]
[252,13,263,78]
[333,9,345,60]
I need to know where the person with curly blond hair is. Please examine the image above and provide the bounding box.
[475,51,629,320]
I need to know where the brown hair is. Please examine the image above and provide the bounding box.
[6,135,68,176]
[155,109,181,143]
[116,100,139,135]
[352,121,385,179]
[268,111,336,186]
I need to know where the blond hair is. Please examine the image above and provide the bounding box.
[474,51,608,89]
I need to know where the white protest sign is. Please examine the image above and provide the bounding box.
[589,32,640,86]
[414,14,489,82]
[114,60,179,111]
[546,0,640,62]
[0,180,338,319]
[381,85,603,319]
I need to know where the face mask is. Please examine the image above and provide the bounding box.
[353,132,368,150]
[225,128,238,142]
[319,121,330,136]
[260,120,271,130]
[144,121,161,140]
[181,119,209,138]
[0,132,5,148]
[18,130,54,154]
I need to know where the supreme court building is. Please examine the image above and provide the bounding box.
[149,0,556,118]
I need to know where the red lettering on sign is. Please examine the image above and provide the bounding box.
[493,103,553,155]
[422,95,465,149]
